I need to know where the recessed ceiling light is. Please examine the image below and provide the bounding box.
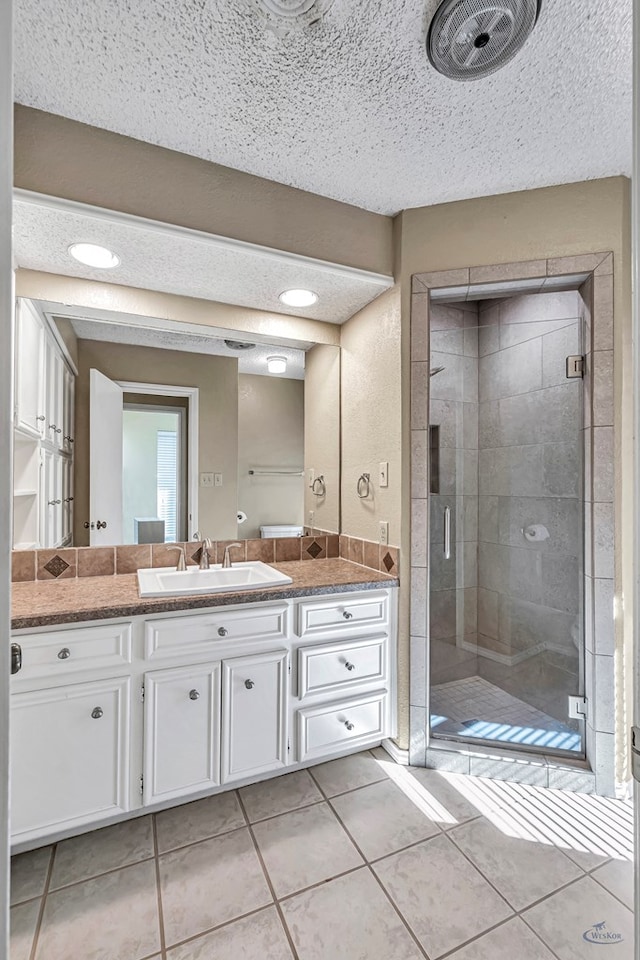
[68,242,120,269]
[267,356,287,374]
[279,289,318,308]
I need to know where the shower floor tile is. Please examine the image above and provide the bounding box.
[431,676,582,752]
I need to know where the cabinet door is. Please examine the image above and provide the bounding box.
[11,677,131,842]
[143,663,221,805]
[62,365,75,453]
[221,650,288,783]
[45,344,64,450]
[61,456,73,546]
[39,448,55,548]
[14,299,45,436]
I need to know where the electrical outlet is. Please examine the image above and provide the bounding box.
[379,520,389,545]
[214,473,223,487]
[200,472,214,488]
[308,468,315,488]
[308,510,315,526]
[379,461,389,488]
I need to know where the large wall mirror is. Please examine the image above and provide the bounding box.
[12,296,340,550]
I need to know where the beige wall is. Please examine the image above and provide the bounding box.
[340,287,402,547]
[14,106,393,276]
[16,270,341,347]
[304,344,341,534]
[75,340,238,545]
[237,374,304,539]
[395,176,632,754]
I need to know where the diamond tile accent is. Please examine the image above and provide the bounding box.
[191,547,203,565]
[382,552,394,572]
[306,540,323,560]
[43,555,70,578]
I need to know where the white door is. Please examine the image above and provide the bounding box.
[39,447,56,548]
[143,663,221,805]
[90,369,123,545]
[10,677,131,842]
[221,650,288,783]
[61,456,73,546]
[44,338,63,448]
[62,365,75,453]
[14,299,45,437]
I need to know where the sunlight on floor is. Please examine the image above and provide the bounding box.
[373,753,633,861]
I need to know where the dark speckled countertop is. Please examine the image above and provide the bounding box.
[11,559,398,630]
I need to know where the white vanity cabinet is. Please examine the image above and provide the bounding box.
[10,587,396,848]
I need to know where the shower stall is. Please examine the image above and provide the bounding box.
[409,256,616,793]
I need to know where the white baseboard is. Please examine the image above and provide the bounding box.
[380,738,410,765]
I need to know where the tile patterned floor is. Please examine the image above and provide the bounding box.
[10,749,634,960]
[431,676,582,751]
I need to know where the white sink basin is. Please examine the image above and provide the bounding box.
[137,561,293,598]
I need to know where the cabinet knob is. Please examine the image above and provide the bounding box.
[91,707,103,719]
[64,436,74,443]
[48,423,57,431]
[96,521,108,530]
[57,647,71,660]
[11,643,22,675]
[345,661,355,671]
[56,427,62,434]
[343,611,354,620]
[36,415,46,422]
[244,679,255,690]
[217,627,228,637]
[189,689,200,700]
[84,521,95,530]
[344,720,355,731]
[48,499,62,506]
[64,497,74,503]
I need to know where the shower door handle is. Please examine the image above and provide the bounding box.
[444,506,451,560]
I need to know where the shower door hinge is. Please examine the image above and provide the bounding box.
[631,727,640,782]
[568,695,588,720]
[566,355,585,379]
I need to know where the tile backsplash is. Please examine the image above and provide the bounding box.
[11,535,399,582]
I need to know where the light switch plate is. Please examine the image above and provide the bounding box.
[379,521,389,545]
[308,510,315,525]
[200,473,214,488]
[214,473,223,487]
[379,461,389,488]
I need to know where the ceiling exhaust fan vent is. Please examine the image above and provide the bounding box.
[427,0,541,81]
[254,0,336,34]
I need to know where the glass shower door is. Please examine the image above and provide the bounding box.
[428,298,585,757]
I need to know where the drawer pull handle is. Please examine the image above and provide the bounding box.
[343,611,354,620]
[57,647,71,660]
[244,679,255,690]
[344,720,355,731]
[345,661,355,671]
[218,627,228,637]
[91,707,103,719]
[189,689,200,700]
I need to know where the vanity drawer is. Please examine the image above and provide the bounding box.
[297,692,387,762]
[145,605,289,660]
[297,636,386,700]
[14,622,132,681]
[296,593,389,638]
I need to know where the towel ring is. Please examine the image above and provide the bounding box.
[312,475,326,497]
[357,473,371,499]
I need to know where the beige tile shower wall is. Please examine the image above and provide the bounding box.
[399,176,631,758]
[74,339,239,546]
[237,374,305,539]
[340,286,402,547]
[304,344,340,534]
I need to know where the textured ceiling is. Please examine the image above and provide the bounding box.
[64,316,306,379]
[13,0,632,215]
[14,194,391,323]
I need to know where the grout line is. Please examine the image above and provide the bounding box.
[161,903,274,955]
[27,842,56,960]
[242,796,326,826]
[151,816,168,960]
[41,853,158,894]
[235,790,301,960]
[519,911,565,960]
[367,866,431,959]
[589,869,634,913]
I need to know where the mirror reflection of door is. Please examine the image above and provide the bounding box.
[122,395,188,545]
[89,369,123,546]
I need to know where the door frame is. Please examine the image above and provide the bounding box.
[117,381,199,540]
[1,0,12,949]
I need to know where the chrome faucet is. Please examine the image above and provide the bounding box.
[222,542,242,569]
[199,538,212,570]
[170,546,187,571]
